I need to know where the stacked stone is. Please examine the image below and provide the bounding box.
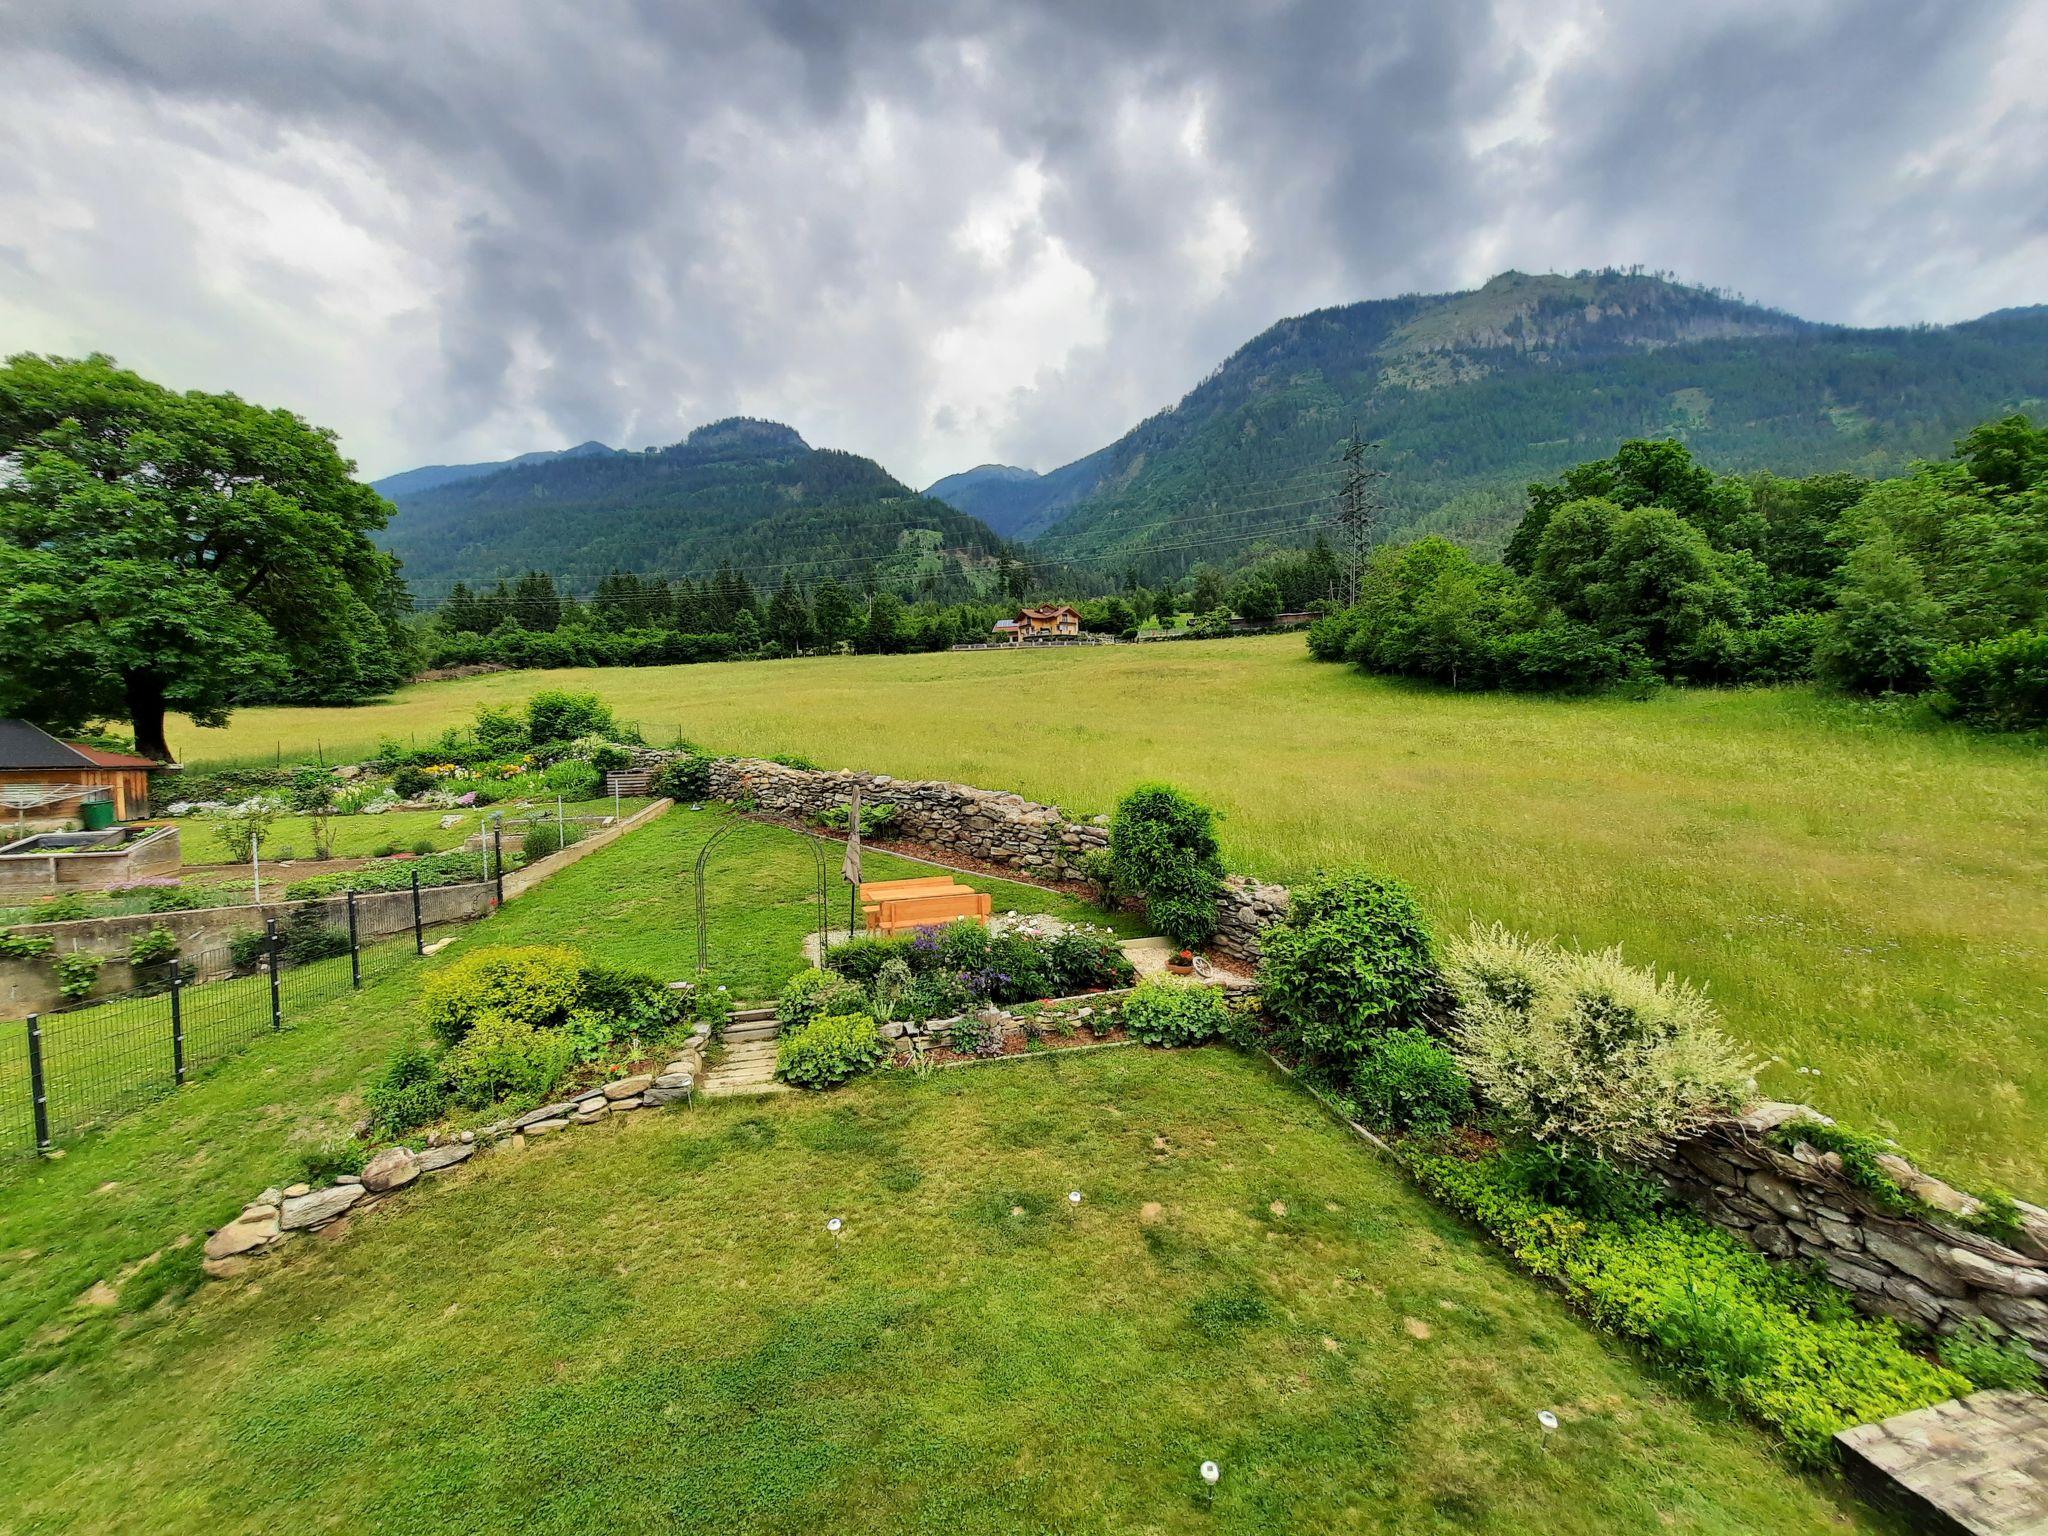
[700,758,1108,880]
[201,1021,712,1280]
[1211,875,1293,964]
[1647,1102,2048,1360]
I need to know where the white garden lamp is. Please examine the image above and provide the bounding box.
[1200,1460,1220,1507]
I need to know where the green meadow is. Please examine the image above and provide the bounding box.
[171,636,2048,1198]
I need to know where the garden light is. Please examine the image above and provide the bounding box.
[1200,1461,1219,1486]
[827,1217,843,1234]
[1068,1190,1082,1205]
[1537,1410,1558,1431]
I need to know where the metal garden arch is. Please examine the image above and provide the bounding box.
[692,824,831,977]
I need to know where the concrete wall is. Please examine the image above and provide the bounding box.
[1646,1103,2048,1361]
[0,825,181,896]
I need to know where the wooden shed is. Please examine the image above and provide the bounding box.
[0,720,169,821]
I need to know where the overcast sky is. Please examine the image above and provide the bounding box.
[2,1,2042,488]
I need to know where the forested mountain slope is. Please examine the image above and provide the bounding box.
[370,439,618,501]
[379,418,1010,597]
[986,270,2048,573]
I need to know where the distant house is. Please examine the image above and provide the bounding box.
[0,720,168,821]
[990,618,1022,640]
[1013,605,1083,639]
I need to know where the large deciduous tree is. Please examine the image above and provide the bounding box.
[0,352,404,760]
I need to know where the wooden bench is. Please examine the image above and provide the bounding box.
[868,889,992,937]
[860,877,967,931]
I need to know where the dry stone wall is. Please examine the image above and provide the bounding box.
[703,758,1109,881]
[1646,1102,2048,1361]
[1213,876,1293,964]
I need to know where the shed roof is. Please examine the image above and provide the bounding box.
[68,743,170,771]
[0,720,96,772]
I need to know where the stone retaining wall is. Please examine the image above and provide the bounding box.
[702,758,1109,881]
[204,1024,711,1279]
[1213,875,1293,964]
[1647,1102,2048,1360]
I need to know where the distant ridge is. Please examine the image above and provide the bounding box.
[370,439,616,501]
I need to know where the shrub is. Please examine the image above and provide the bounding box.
[297,1138,369,1185]
[1929,626,2048,731]
[288,766,335,811]
[778,968,870,1030]
[520,820,586,865]
[127,926,180,967]
[471,705,530,757]
[1445,923,1754,1161]
[1258,871,1438,1068]
[286,850,484,900]
[366,1044,448,1136]
[526,690,618,744]
[0,930,55,960]
[652,754,713,802]
[390,764,435,799]
[577,962,688,1036]
[814,801,900,838]
[1406,1146,1969,1462]
[1938,1319,2043,1392]
[540,758,604,799]
[442,1013,583,1107]
[1108,783,1225,947]
[410,838,436,856]
[279,906,350,966]
[905,968,973,1023]
[870,956,916,1022]
[141,885,205,914]
[419,944,585,1047]
[54,951,102,1000]
[1352,1028,1471,1135]
[587,742,633,773]
[775,1012,888,1088]
[228,929,270,971]
[824,933,916,984]
[986,930,1053,1000]
[1121,976,1229,1046]
[1043,927,1136,994]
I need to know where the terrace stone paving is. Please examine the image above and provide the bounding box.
[1836,1391,2048,1535]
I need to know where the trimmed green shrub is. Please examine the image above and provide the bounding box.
[1445,923,1754,1161]
[127,926,180,967]
[1353,1028,1472,1135]
[366,1045,448,1135]
[1939,1319,2042,1392]
[1122,976,1229,1046]
[419,944,585,1047]
[1108,783,1225,947]
[577,963,688,1036]
[652,754,713,802]
[390,764,434,798]
[1406,1146,1969,1462]
[775,1012,888,1089]
[1258,871,1438,1068]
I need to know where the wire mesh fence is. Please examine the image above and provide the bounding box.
[3,878,497,1156]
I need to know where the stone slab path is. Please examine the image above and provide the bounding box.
[699,1009,788,1099]
[1836,1390,2048,1534]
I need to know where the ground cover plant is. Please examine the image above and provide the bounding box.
[168,639,2048,1195]
[0,1047,1895,1534]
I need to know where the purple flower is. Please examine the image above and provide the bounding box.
[457,792,477,806]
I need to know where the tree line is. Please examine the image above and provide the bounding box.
[1307,418,2048,728]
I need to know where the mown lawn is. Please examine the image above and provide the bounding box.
[0,1048,1895,1535]
[169,797,649,867]
[169,638,2048,1197]
[0,805,1136,1373]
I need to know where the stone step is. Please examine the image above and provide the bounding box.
[730,1006,776,1023]
[725,1023,781,1043]
[701,1079,789,1099]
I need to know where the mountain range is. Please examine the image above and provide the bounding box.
[371,269,2048,593]
[374,418,1009,600]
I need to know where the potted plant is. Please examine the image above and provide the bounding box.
[1166,948,1196,975]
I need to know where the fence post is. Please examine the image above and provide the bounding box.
[26,1014,51,1153]
[266,918,282,1030]
[170,971,186,1085]
[411,869,425,955]
[347,889,362,989]
[493,824,505,906]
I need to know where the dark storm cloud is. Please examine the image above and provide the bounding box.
[0,0,2038,484]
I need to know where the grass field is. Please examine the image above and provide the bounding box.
[167,638,2048,1198]
[170,797,650,866]
[0,1042,1893,1534]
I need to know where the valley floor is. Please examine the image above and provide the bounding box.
[172,636,2048,1199]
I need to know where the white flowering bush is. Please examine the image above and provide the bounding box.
[1445,923,1755,1161]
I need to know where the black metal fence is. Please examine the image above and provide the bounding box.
[2,878,491,1156]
